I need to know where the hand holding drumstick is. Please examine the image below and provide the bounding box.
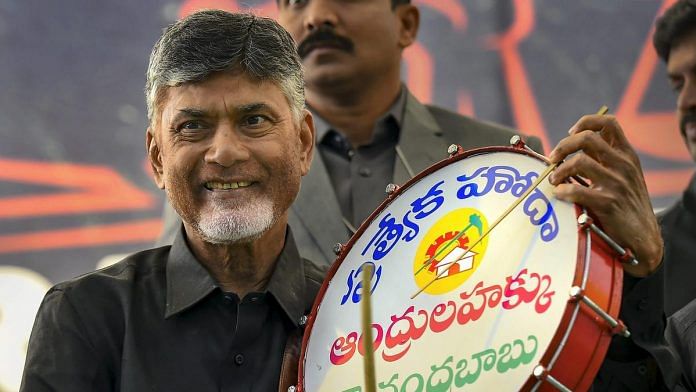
[548,113,663,277]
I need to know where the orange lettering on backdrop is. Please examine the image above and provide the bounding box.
[485,0,549,152]
[179,0,276,19]
[616,0,693,197]
[403,42,434,104]
[0,220,162,254]
[405,0,467,105]
[415,0,468,31]
[0,158,160,253]
[0,159,154,218]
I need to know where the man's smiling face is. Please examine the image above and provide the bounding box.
[148,71,313,244]
[667,29,696,161]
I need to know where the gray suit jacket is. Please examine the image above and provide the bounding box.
[157,91,542,264]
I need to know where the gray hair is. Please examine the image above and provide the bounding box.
[145,10,305,124]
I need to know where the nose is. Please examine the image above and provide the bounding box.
[678,77,696,113]
[303,0,339,32]
[204,125,250,167]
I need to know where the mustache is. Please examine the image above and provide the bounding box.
[681,110,696,134]
[297,27,354,59]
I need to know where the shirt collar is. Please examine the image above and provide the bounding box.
[164,225,307,326]
[165,227,217,319]
[312,85,407,145]
[265,227,306,327]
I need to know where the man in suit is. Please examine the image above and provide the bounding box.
[158,0,541,264]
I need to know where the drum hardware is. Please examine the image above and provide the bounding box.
[533,365,572,392]
[568,286,630,338]
[333,242,344,256]
[299,315,308,327]
[411,157,559,299]
[577,213,639,266]
[360,265,377,392]
[287,386,296,392]
[509,136,591,188]
[447,143,464,157]
[385,183,399,195]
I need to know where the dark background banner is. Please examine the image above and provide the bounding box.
[0,1,692,390]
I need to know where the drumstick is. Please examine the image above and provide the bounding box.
[361,264,377,392]
[411,106,609,299]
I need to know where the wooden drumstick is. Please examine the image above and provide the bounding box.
[411,106,609,299]
[361,264,377,392]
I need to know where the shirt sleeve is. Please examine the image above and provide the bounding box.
[592,262,683,391]
[666,303,696,391]
[20,287,113,392]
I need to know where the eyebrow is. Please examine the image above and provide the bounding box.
[170,108,209,124]
[236,103,275,115]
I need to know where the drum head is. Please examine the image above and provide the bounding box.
[302,149,581,391]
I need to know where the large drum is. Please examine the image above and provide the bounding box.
[298,145,626,391]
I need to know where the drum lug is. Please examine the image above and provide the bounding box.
[447,144,463,157]
[333,242,344,255]
[569,286,631,338]
[385,183,400,195]
[287,386,296,392]
[532,365,572,392]
[577,213,639,266]
[509,135,526,149]
[298,315,308,327]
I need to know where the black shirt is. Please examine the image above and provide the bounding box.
[659,172,696,316]
[20,227,325,392]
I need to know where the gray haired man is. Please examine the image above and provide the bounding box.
[20,10,322,391]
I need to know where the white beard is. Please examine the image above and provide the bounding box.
[195,197,276,244]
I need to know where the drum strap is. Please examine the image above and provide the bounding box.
[278,328,303,392]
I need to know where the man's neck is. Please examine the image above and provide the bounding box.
[307,76,402,147]
[184,221,287,299]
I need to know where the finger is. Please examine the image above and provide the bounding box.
[549,151,621,187]
[568,114,629,145]
[552,183,618,214]
[548,129,625,167]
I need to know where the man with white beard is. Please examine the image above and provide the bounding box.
[20,11,324,391]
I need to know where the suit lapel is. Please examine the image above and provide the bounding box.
[292,149,348,262]
[393,91,450,185]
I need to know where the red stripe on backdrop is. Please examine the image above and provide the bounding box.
[0,158,156,218]
[0,219,162,254]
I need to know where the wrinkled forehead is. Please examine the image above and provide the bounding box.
[153,71,285,122]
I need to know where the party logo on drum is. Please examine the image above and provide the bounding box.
[412,208,489,295]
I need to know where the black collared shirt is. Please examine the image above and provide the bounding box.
[313,88,406,228]
[20,227,325,392]
[660,172,696,316]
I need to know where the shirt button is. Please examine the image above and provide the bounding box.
[637,364,647,375]
[234,354,245,366]
[638,298,648,310]
[359,167,372,177]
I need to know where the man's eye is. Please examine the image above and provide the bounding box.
[245,115,268,127]
[178,121,206,131]
[287,0,308,6]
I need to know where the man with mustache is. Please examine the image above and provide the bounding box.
[653,1,696,389]
[156,0,543,265]
[654,0,696,318]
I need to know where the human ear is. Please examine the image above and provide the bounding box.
[146,128,165,189]
[396,4,420,48]
[298,109,315,176]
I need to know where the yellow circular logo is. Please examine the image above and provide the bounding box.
[412,208,489,295]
